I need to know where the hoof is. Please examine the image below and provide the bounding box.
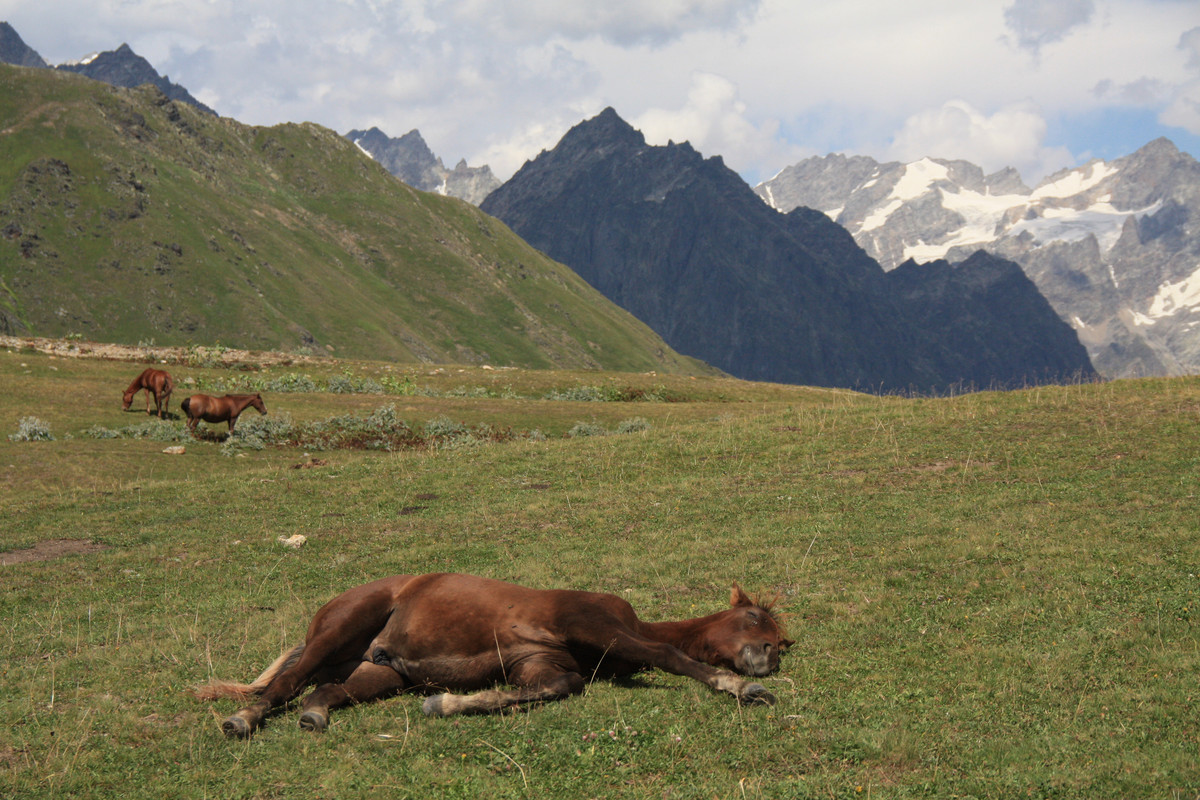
[739,683,777,707]
[422,694,446,717]
[222,715,252,739]
[299,710,328,732]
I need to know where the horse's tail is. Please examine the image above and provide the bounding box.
[163,372,175,395]
[193,643,306,701]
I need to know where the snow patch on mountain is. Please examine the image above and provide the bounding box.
[1030,162,1118,200]
[1006,198,1162,252]
[903,187,1028,262]
[1132,263,1200,327]
[863,158,1163,264]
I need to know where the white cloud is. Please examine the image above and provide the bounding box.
[1161,81,1200,135]
[1161,26,1200,135]
[633,72,807,181]
[449,0,763,46]
[1183,25,1200,70]
[1003,0,1095,55]
[2,0,1197,186]
[1094,77,1171,106]
[886,100,1073,181]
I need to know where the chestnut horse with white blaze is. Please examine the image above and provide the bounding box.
[180,393,266,434]
[197,572,792,738]
[122,368,174,418]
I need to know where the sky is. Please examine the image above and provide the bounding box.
[4,0,1199,187]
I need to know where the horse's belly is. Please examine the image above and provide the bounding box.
[391,652,508,690]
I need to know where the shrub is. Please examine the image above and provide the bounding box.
[9,417,54,442]
[568,421,606,438]
[546,385,609,402]
[616,417,651,434]
[424,416,468,438]
[83,425,122,439]
[264,373,318,393]
[380,374,417,395]
[122,420,192,443]
[326,374,357,394]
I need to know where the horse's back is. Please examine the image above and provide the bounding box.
[391,573,639,645]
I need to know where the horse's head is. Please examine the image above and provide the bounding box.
[121,389,135,410]
[251,393,267,415]
[698,584,793,677]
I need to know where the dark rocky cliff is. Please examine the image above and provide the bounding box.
[56,44,216,116]
[483,108,1095,392]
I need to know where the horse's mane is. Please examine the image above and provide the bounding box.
[748,590,790,634]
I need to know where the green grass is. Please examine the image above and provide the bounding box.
[1,344,1198,798]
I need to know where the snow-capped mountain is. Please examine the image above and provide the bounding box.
[756,139,1200,379]
[346,127,499,205]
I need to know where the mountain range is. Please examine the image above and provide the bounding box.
[482,108,1094,392]
[756,141,1200,379]
[346,127,499,205]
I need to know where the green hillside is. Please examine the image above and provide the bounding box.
[0,64,709,374]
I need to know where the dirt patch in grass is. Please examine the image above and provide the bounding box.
[0,538,108,565]
[0,335,322,368]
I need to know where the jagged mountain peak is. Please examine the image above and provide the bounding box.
[345,126,499,205]
[0,21,48,68]
[41,37,218,116]
[542,107,652,168]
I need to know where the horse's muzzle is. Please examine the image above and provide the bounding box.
[737,643,778,677]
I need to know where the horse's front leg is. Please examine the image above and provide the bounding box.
[583,627,776,707]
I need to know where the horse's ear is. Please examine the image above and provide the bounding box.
[730,582,754,608]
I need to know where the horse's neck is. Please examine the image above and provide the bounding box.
[637,616,716,660]
[231,396,254,410]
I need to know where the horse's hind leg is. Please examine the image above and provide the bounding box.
[223,585,399,737]
[222,640,367,737]
[298,662,409,732]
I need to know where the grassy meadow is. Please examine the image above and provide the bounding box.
[1,341,1198,799]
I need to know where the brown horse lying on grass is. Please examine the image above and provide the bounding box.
[197,572,792,738]
[180,393,266,434]
[122,368,174,418]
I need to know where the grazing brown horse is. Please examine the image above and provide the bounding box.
[197,573,792,738]
[122,368,174,418]
[181,393,266,434]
